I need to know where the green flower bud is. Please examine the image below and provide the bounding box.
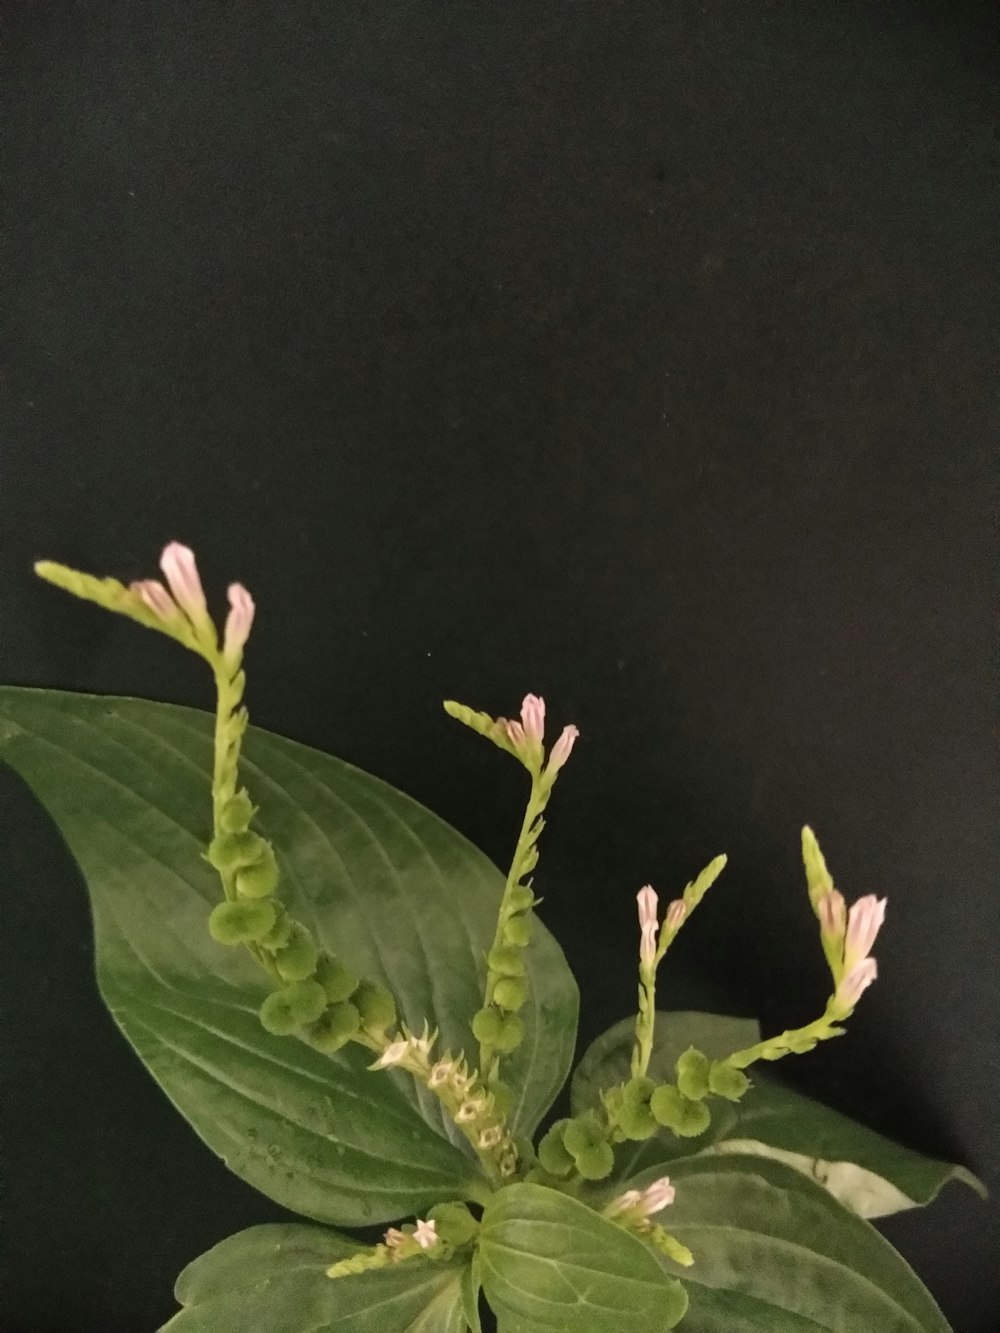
[351,980,396,1034]
[574,1141,615,1180]
[489,1080,513,1118]
[428,1201,478,1247]
[492,1013,524,1054]
[219,790,254,833]
[259,979,327,1034]
[207,898,277,945]
[488,945,526,977]
[507,885,535,912]
[502,914,533,947]
[273,923,320,982]
[235,846,279,899]
[617,1100,658,1141]
[537,1120,575,1176]
[258,906,293,950]
[650,1084,712,1138]
[206,830,269,874]
[315,955,359,1005]
[622,1075,656,1108]
[308,1001,361,1053]
[493,976,528,1012]
[562,1112,604,1157]
[708,1062,751,1102]
[676,1047,711,1101]
[472,1007,502,1044]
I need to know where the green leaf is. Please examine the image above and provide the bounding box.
[479,1182,688,1331]
[626,1154,952,1332]
[0,688,578,1223]
[460,1249,483,1333]
[711,1078,987,1218]
[161,1222,468,1332]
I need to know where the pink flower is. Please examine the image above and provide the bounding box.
[223,583,255,663]
[504,719,527,747]
[546,723,579,774]
[412,1219,438,1250]
[131,578,180,621]
[383,1227,407,1249]
[665,899,687,932]
[817,889,847,940]
[159,543,209,624]
[637,885,659,965]
[843,895,887,971]
[641,1177,676,1215]
[836,957,878,1010]
[520,694,546,742]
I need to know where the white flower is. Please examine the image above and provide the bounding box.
[372,1039,409,1069]
[413,1219,438,1250]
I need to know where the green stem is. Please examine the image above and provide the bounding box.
[724,1003,842,1070]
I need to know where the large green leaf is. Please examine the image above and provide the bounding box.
[479,1182,689,1331]
[0,687,578,1223]
[573,1011,983,1218]
[161,1222,468,1332]
[622,1155,951,1331]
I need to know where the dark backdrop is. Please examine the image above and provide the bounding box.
[3,3,997,1330]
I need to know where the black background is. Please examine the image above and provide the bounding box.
[3,2,997,1330]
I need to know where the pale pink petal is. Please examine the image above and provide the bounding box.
[546,723,579,774]
[131,579,178,620]
[520,693,546,742]
[412,1219,438,1250]
[836,957,878,1009]
[844,895,887,969]
[818,889,847,939]
[383,1227,407,1249]
[159,542,208,621]
[665,899,687,932]
[223,582,255,662]
[641,1177,676,1214]
[505,719,527,747]
[637,885,659,965]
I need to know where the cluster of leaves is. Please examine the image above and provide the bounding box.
[0,686,984,1331]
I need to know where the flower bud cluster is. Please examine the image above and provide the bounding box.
[604,1176,694,1267]
[804,828,886,1017]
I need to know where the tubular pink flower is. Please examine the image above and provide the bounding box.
[836,957,878,1010]
[818,889,847,940]
[546,723,580,774]
[131,579,180,621]
[665,899,687,932]
[223,583,255,663]
[843,895,887,970]
[159,543,209,624]
[505,719,527,747]
[520,693,546,742]
[413,1219,438,1250]
[641,1177,676,1215]
[637,885,659,966]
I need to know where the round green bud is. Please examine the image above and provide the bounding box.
[574,1141,615,1180]
[315,955,359,1005]
[487,945,526,977]
[507,885,535,912]
[708,1062,751,1102]
[493,976,528,1012]
[259,979,327,1034]
[352,980,396,1034]
[308,1001,361,1053]
[235,847,279,899]
[258,906,293,950]
[472,1007,502,1045]
[492,1013,524,1054]
[617,1100,658,1141]
[562,1112,603,1157]
[537,1120,575,1176]
[622,1075,656,1108]
[208,898,277,945]
[206,830,269,874]
[428,1201,478,1247]
[676,1047,711,1101]
[273,923,320,982]
[650,1084,712,1138]
[219,790,254,833]
[489,1080,513,1118]
[502,914,533,947]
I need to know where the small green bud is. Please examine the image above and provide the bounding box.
[622,1075,656,1108]
[488,945,526,977]
[235,846,279,899]
[502,914,533,947]
[273,923,320,982]
[428,1201,478,1247]
[351,980,396,1034]
[708,1062,751,1102]
[617,1100,658,1141]
[650,1084,712,1138]
[259,979,327,1034]
[493,976,528,1012]
[562,1112,604,1157]
[492,1013,524,1054]
[574,1141,615,1180]
[308,1001,361,1053]
[315,955,359,1004]
[207,898,277,945]
[507,885,535,912]
[537,1120,575,1176]
[258,906,293,950]
[219,790,254,833]
[676,1047,711,1101]
[472,1007,502,1044]
[206,830,269,874]
[489,1080,513,1118]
